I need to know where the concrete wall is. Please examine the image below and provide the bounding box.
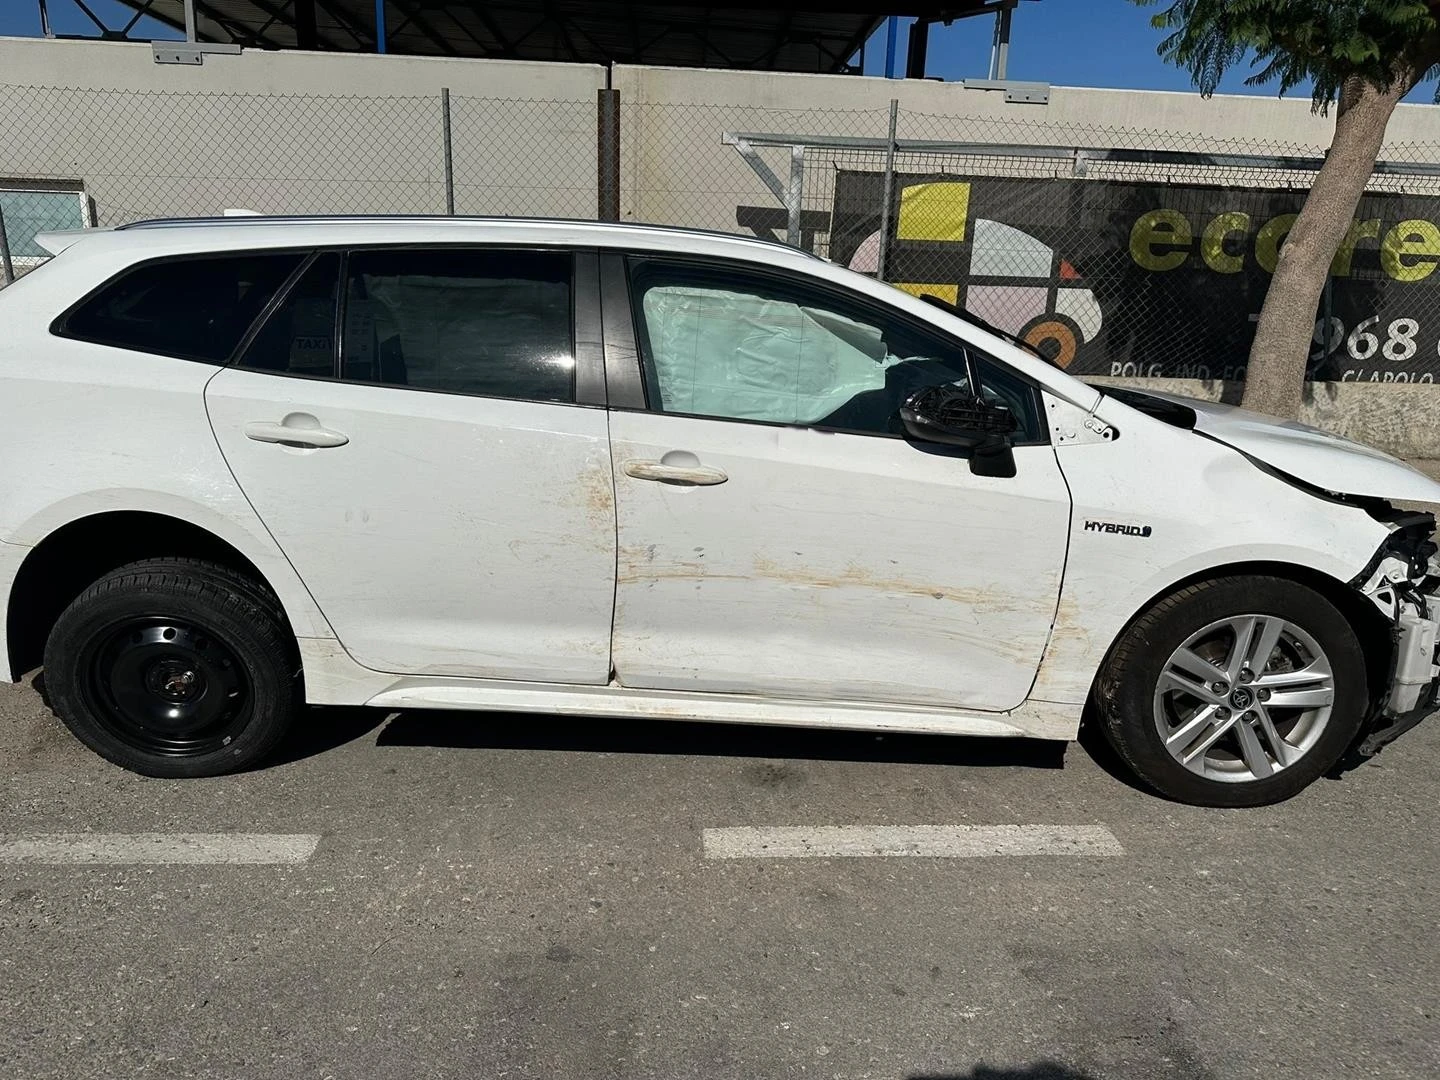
[616,63,1440,147]
[7,37,1434,235]
[0,35,600,96]
[0,37,604,222]
[612,63,1440,234]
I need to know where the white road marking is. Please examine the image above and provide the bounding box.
[0,833,321,865]
[702,824,1123,859]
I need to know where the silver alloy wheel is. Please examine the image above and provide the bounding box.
[1153,614,1335,783]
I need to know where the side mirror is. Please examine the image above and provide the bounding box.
[900,385,1018,478]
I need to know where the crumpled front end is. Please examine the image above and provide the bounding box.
[1352,511,1440,754]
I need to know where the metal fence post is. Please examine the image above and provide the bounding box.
[0,206,14,287]
[785,145,805,247]
[440,87,455,215]
[597,88,621,222]
[876,99,899,282]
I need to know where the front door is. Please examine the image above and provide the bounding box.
[205,247,616,684]
[606,256,1071,711]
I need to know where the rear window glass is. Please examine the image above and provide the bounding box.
[340,248,574,402]
[58,252,304,363]
[239,253,340,378]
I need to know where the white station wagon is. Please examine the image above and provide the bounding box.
[2,217,1438,807]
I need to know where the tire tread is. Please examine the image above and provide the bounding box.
[1095,575,1366,807]
[42,557,299,778]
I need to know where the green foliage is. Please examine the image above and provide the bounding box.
[1131,0,1440,110]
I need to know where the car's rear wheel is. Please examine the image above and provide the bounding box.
[43,558,299,778]
[1095,576,1368,807]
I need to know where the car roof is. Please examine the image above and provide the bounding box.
[43,216,823,267]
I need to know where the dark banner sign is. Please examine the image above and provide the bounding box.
[830,170,1440,382]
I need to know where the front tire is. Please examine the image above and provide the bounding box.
[1096,576,1368,807]
[43,558,299,778]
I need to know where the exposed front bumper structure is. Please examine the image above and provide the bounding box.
[1358,609,1440,755]
[1353,511,1440,755]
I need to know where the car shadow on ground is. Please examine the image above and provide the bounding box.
[25,670,1164,787]
[266,705,392,766]
[366,707,1071,771]
[215,696,1408,789]
[273,702,1189,779]
[1074,706,1154,796]
[910,1065,1097,1080]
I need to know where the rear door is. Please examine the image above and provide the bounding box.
[205,246,617,683]
[604,254,1072,712]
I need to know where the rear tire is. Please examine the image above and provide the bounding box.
[1096,575,1368,807]
[43,558,299,778]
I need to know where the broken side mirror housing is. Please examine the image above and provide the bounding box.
[900,385,1018,478]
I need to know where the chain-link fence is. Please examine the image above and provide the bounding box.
[0,83,599,228]
[6,80,1440,384]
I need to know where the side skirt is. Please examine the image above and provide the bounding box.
[361,677,1081,741]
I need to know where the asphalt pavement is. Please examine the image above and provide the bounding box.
[1,673,1437,1080]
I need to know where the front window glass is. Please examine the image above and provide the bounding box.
[629,260,1041,441]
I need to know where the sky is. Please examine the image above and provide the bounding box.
[1,0,1436,105]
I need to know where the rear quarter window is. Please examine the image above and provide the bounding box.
[55,252,304,363]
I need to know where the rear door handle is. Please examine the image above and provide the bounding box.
[244,420,349,449]
[622,460,728,486]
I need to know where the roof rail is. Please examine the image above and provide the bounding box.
[114,215,823,258]
[117,213,458,230]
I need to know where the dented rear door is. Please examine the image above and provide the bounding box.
[205,246,617,684]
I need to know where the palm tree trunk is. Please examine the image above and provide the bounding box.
[1240,74,1411,418]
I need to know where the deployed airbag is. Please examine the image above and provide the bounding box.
[642,285,907,423]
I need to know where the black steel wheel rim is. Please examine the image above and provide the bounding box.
[80,617,251,757]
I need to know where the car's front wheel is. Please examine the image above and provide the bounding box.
[1096,575,1369,807]
[43,558,299,778]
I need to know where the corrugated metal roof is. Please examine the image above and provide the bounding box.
[118,1,1007,73]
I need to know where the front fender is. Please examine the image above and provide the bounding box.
[1031,432,1391,705]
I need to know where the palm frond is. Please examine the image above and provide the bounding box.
[1128,0,1440,110]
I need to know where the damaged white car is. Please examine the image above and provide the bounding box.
[1,216,1437,806]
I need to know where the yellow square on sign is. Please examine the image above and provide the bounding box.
[895,282,959,304]
[897,182,971,242]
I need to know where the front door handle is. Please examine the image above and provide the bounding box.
[244,419,349,449]
[622,460,728,486]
